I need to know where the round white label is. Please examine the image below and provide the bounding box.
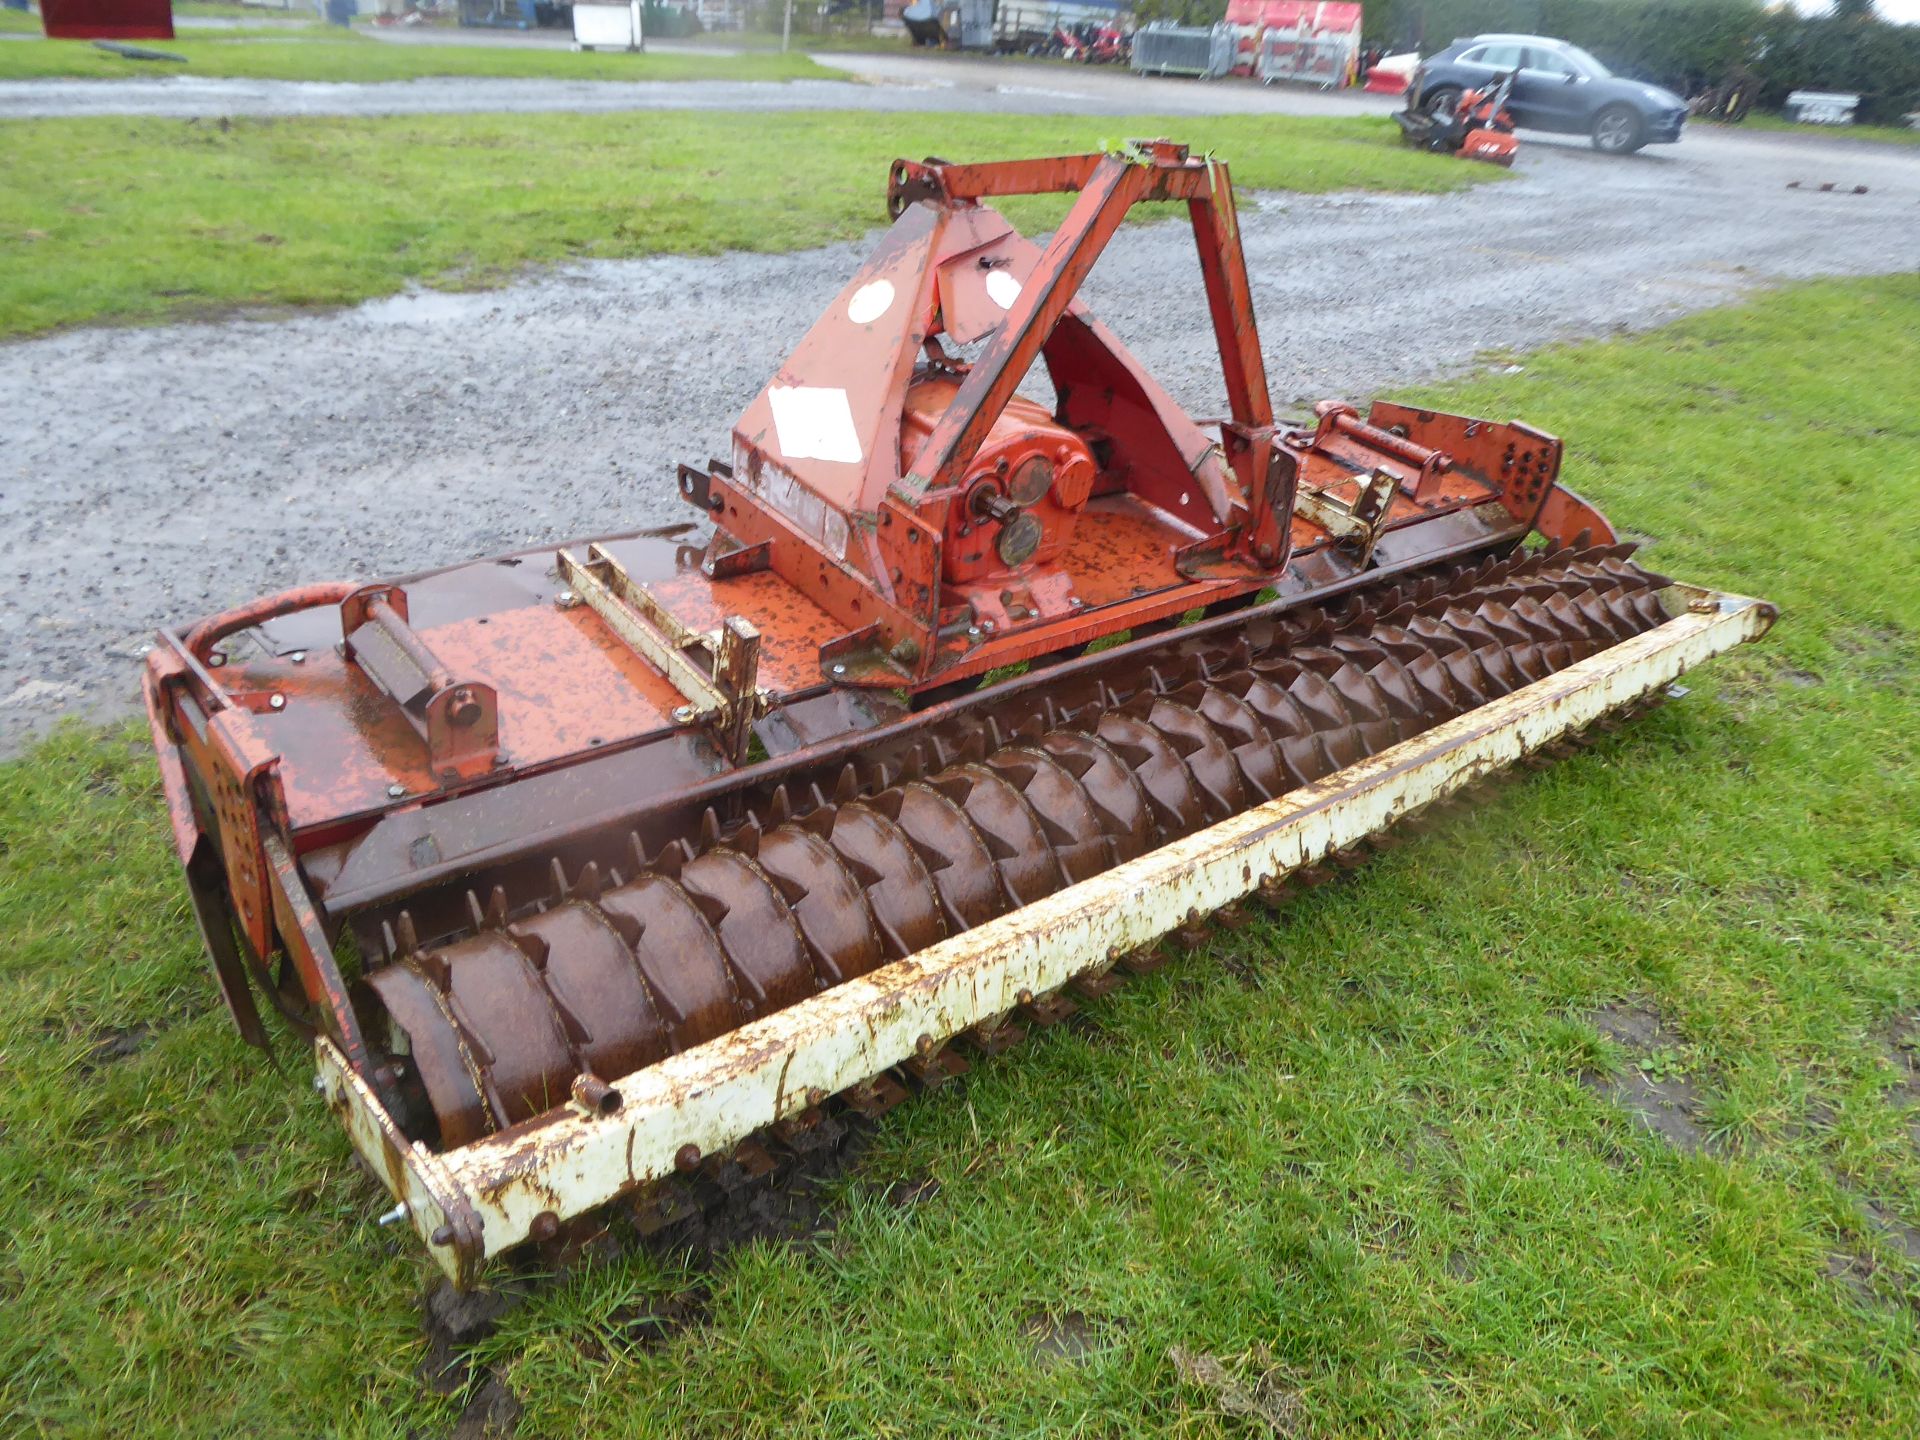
[985,269,1023,310]
[846,279,895,325]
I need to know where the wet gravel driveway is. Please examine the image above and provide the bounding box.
[1,98,1914,751]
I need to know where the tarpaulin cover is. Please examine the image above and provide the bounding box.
[1222,0,1359,33]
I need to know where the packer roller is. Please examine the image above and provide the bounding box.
[142,141,1774,1285]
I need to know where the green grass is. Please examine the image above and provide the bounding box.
[0,24,833,78]
[0,110,1495,337]
[1,273,1916,1437]
[1733,112,1920,149]
[175,0,318,15]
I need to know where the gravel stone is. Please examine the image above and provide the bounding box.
[1,123,1913,754]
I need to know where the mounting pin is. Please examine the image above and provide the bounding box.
[831,663,847,676]
[376,1203,409,1228]
[672,705,696,724]
[268,693,286,711]
[555,590,578,608]
[387,783,407,799]
[289,650,306,664]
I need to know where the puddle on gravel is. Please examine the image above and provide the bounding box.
[357,289,499,326]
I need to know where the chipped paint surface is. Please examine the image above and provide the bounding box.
[316,1036,484,1286]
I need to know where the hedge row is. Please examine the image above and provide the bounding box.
[1748,12,1920,123]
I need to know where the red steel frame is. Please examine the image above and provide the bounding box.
[681,141,1582,692]
[684,142,1300,691]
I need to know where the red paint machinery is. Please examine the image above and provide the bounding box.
[1397,70,1522,166]
[142,142,1770,1284]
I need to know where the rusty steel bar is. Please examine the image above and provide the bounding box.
[896,153,1145,502]
[894,145,1268,506]
[182,581,357,666]
[363,597,455,694]
[317,584,1773,1285]
[1330,412,1451,473]
[1186,159,1272,433]
[559,545,730,718]
[890,147,1216,207]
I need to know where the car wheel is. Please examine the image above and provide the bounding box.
[1422,85,1462,116]
[1591,104,1645,154]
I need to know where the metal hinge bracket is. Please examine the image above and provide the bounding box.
[557,542,766,763]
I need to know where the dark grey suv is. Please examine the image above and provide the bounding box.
[1410,34,1687,154]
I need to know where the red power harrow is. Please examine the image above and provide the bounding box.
[142,142,1772,1285]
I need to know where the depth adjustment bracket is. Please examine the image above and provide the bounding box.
[1293,468,1400,567]
[557,542,766,763]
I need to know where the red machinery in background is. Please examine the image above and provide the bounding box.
[1363,50,1420,95]
[1079,22,1127,62]
[1396,70,1521,167]
[40,0,173,38]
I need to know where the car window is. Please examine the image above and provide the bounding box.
[1559,43,1611,78]
[1525,47,1577,76]
[1471,43,1525,69]
[1457,45,1486,64]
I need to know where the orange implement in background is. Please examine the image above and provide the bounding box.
[1397,70,1521,167]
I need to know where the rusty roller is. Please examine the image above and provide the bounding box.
[358,543,1671,1152]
